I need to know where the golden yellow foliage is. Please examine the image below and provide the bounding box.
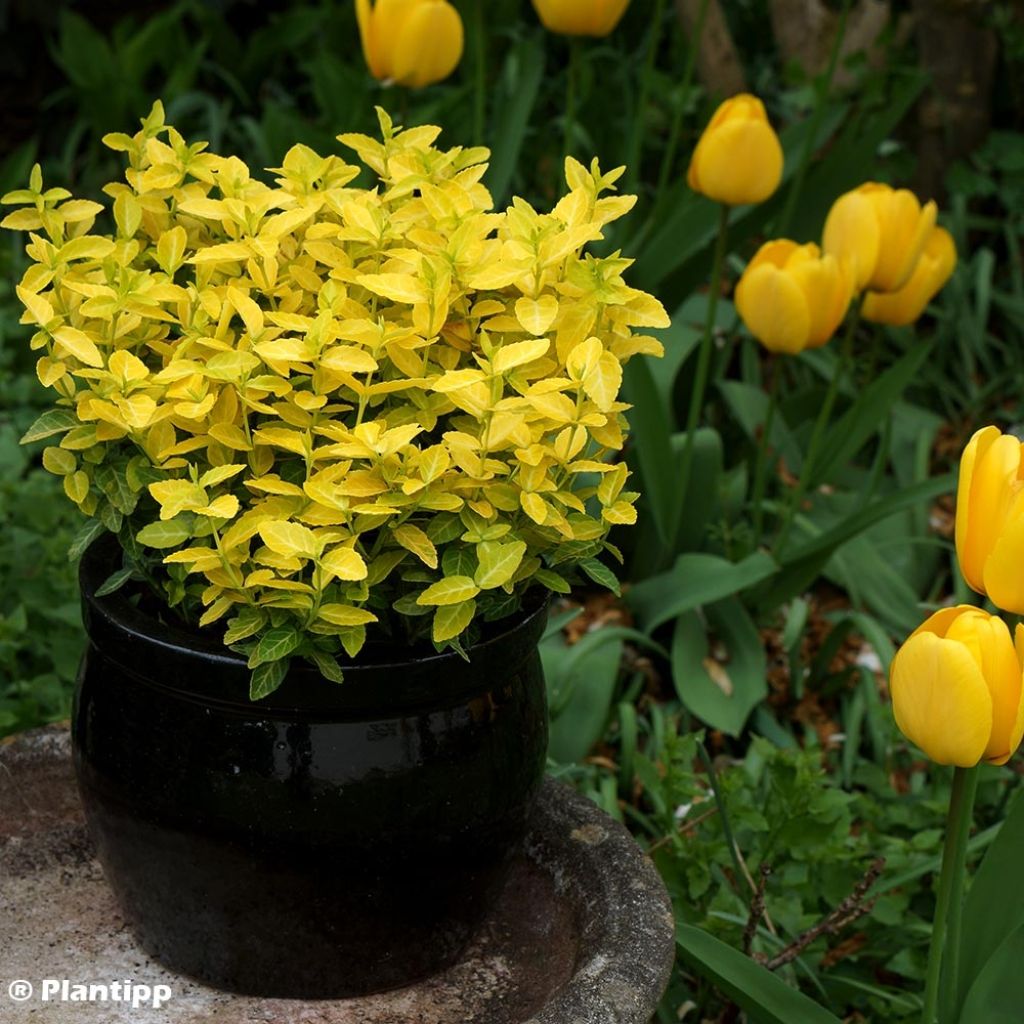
[3,103,668,692]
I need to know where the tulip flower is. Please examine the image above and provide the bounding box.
[735,240,853,355]
[355,0,464,89]
[687,95,784,206]
[956,425,1024,614]
[531,0,630,37]
[890,605,1024,767]
[862,226,957,326]
[822,182,937,294]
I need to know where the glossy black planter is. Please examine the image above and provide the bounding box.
[72,537,549,999]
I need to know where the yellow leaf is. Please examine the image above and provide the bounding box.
[321,545,369,581]
[318,604,379,626]
[64,470,90,504]
[514,295,559,336]
[474,540,527,589]
[108,349,149,383]
[492,338,551,374]
[59,236,116,262]
[357,273,429,304]
[52,326,104,368]
[117,394,157,429]
[321,345,378,374]
[521,492,549,524]
[156,226,188,274]
[417,575,480,606]
[583,351,623,412]
[432,599,476,642]
[197,494,241,520]
[393,523,438,568]
[258,521,321,560]
[228,287,265,337]
[16,287,54,327]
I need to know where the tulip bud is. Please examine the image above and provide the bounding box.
[734,240,853,354]
[356,0,464,89]
[862,226,956,326]
[956,426,1024,615]
[890,606,1024,767]
[822,182,937,294]
[531,0,630,37]
[687,95,784,207]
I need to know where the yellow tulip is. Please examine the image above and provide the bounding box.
[687,94,784,206]
[355,0,464,88]
[531,0,630,36]
[862,226,957,326]
[734,240,853,354]
[956,426,1024,614]
[822,182,937,293]
[891,605,1024,767]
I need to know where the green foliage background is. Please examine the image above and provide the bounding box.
[3,1,1024,1020]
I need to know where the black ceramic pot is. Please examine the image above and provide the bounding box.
[72,537,549,999]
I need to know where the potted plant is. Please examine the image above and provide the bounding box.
[2,104,668,997]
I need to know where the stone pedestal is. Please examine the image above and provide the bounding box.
[0,725,675,1023]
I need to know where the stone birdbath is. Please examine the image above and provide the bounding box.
[0,725,675,1023]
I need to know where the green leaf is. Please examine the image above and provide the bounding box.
[20,409,78,444]
[543,630,624,763]
[94,566,135,597]
[247,626,302,668]
[956,789,1024,1020]
[755,475,955,610]
[812,343,932,487]
[249,659,289,700]
[628,552,776,634]
[487,35,545,205]
[136,519,193,549]
[676,924,843,1024]
[671,598,767,736]
[68,519,106,563]
[958,921,1024,1024]
[534,568,571,593]
[308,649,345,684]
[623,356,677,546]
[718,380,801,473]
[578,557,621,595]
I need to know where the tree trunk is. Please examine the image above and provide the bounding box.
[674,0,747,98]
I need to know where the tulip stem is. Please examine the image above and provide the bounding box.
[922,765,978,1024]
[471,0,486,146]
[678,203,730,516]
[625,0,667,195]
[774,298,860,557]
[562,39,580,185]
[653,0,710,208]
[776,0,851,236]
[751,357,780,549]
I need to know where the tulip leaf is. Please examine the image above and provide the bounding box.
[755,474,955,610]
[812,342,933,488]
[628,552,777,635]
[623,355,677,546]
[957,921,1024,1024]
[487,35,545,205]
[955,789,1024,1021]
[676,924,844,1024]
[671,598,766,737]
[718,379,802,473]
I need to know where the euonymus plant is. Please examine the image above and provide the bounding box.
[2,104,668,697]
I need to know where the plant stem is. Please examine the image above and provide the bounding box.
[752,357,780,549]
[471,0,486,146]
[625,0,666,194]
[676,204,730,523]
[562,39,580,184]
[775,0,851,236]
[922,765,978,1024]
[653,0,710,205]
[939,766,979,1021]
[774,298,861,556]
